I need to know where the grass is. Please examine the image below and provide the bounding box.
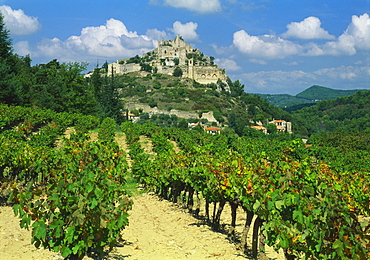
[124,173,145,197]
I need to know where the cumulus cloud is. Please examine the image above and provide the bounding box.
[171,21,199,42]
[233,30,303,59]
[0,5,41,35]
[214,58,241,71]
[307,13,370,56]
[163,0,221,13]
[230,13,370,60]
[282,16,334,40]
[313,65,369,80]
[14,41,32,56]
[146,28,167,42]
[237,65,370,94]
[16,18,162,63]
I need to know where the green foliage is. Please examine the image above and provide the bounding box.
[173,66,183,77]
[177,118,188,130]
[140,62,152,72]
[11,139,132,259]
[148,99,157,108]
[126,55,141,64]
[0,106,132,260]
[98,117,116,143]
[122,124,370,259]
[90,67,125,123]
[296,85,363,100]
[212,110,224,123]
[0,12,12,58]
[227,78,244,97]
[266,123,277,134]
[258,86,365,109]
[292,90,370,136]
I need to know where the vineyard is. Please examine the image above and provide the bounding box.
[0,104,369,260]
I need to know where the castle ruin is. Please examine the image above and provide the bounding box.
[108,35,227,85]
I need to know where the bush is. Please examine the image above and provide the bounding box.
[173,67,183,77]
[98,117,116,143]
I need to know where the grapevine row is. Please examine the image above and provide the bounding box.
[122,122,369,260]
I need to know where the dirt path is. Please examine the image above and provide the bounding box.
[109,192,248,260]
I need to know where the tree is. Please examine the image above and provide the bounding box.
[0,12,12,58]
[102,61,109,73]
[89,65,125,122]
[213,110,225,123]
[0,12,18,104]
[228,112,244,136]
[140,63,152,72]
[177,118,188,130]
[266,123,277,134]
[173,66,183,77]
[30,60,99,114]
[229,79,244,97]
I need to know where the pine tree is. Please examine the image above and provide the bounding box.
[90,66,125,123]
[0,12,12,58]
[0,12,18,104]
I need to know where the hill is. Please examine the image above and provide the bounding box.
[113,71,292,135]
[257,85,366,109]
[296,85,363,100]
[291,89,370,136]
[255,93,310,108]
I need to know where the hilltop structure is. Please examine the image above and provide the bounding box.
[108,35,227,85]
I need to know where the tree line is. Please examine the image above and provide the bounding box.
[0,13,125,123]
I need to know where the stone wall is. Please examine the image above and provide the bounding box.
[106,35,228,86]
[124,102,217,123]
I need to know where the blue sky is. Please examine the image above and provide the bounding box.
[1,0,369,94]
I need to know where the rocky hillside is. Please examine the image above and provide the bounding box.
[115,71,292,130]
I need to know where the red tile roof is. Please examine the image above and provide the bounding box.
[205,127,221,131]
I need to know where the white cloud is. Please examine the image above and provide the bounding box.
[0,5,41,35]
[163,0,221,13]
[14,18,202,65]
[233,30,303,59]
[249,58,267,65]
[146,28,167,42]
[16,18,161,63]
[171,21,199,42]
[306,13,370,56]
[214,58,241,71]
[237,65,370,94]
[313,65,369,80]
[282,16,334,40]
[14,41,31,56]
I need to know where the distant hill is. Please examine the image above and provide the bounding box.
[296,85,362,100]
[256,93,310,108]
[257,85,366,109]
[291,89,370,136]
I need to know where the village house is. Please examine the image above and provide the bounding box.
[269,119,292,133]
[123,112,140,123]
[204,126,221,135]
[250,125,267,134]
